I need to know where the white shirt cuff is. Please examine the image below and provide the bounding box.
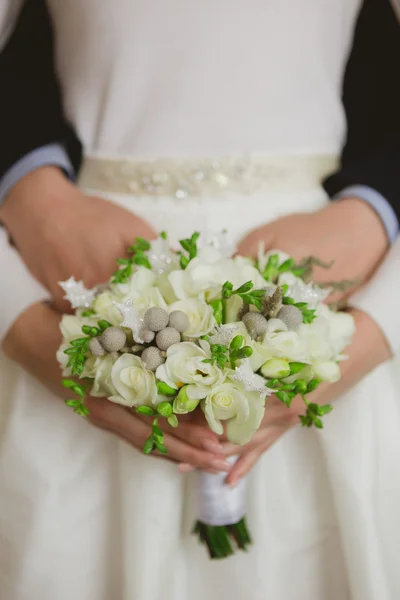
[335,185,399,244]
[0,143,74,205]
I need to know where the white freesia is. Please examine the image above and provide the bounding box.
[93,291,124,326]
[278,272,330,309]
[168,247,265,300]
[312,360,341,382]
[168,298,215,338]
[298,316,334,362]
[156,341,224,400]
[59,314,97,342]
[203,381,265,445]
[318,304,355,356]
[110,354,157,407]
[262,318,310,362]
[257,244,291,273]
[114,267,156,297]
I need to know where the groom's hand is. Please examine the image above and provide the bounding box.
[0,166,156,312]
[238,199,388,301]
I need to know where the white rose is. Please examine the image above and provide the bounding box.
[262,318,310,362]
[203,382,265,445]
[312,360,341,383]
[156,341,224,399]
[110,354,157,407]
[168,298,215,338]
[91,355,119,397]
[93,291,124,326]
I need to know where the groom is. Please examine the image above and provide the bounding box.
[0,0,399,475]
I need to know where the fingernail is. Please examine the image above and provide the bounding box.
[221,443,239,455]
[178,463,195,473]
[210,458,231,472]
[228,478,240,488]
[202,439,223,453]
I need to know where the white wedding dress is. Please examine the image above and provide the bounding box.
[1,1,400,599]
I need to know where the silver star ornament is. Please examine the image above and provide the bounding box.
[59,276,97,309]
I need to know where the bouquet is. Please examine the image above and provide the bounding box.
[58,231,355,559]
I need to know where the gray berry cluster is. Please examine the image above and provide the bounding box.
[241,286,303,338]
[139,308,190,370]
[89,326,127,357]
[88,308,190,371]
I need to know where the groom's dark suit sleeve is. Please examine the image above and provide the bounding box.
[323,0,400,237]
[0,0,398,240]
[0,0,82,180]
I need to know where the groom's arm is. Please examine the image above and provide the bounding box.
[0,0,82,197]
[323,0,400,242]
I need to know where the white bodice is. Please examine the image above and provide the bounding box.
[43,0,362,159]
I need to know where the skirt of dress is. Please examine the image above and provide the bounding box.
[1,167,400,600]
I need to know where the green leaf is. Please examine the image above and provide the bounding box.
[294,302,308,309]
[157,402,173,417]
[317,404,333,416]
[155,441,168,454]
[299,414,313,427]
[160,231,167,240]
[313,417,323,429]
[294,379,308,394]
[278,258,296,272]
[156,381,177,396]
[62,379,77,389]
[276,390,291,407]
[136,406,157,416]
[210,299,223,326]
[97,320,112,331]
[282,296,295,305]
[235,281,253,294]
[152,424,163,437]
[64,347,77,355]
[70,337,87,347]
[116,258,130,265]
[289,362,307,375]
[65,399,80,407]
[167,415,179,428]
[133,254,152,269]
[265,379,279,389]
[180,255,189,269]
[143,436,155,455]
[307,378,321,393]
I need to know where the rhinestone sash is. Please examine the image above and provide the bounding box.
[78,154,338,198]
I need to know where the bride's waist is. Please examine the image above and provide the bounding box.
[78,153,339,199]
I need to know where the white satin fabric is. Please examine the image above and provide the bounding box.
[1,1,400,599]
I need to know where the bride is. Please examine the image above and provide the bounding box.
[0,1,400,599]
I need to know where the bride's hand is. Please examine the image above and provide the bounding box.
[222,308,392,486]
[2,302,231,473]
[0,166,156,312]
[238,199,388,302]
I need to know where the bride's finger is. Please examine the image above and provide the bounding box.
[90,401,231,472]
[136,413,223,453]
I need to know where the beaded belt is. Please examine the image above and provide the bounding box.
[78,154,338,198]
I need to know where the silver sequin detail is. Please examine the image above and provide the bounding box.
[79,155,338,198]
